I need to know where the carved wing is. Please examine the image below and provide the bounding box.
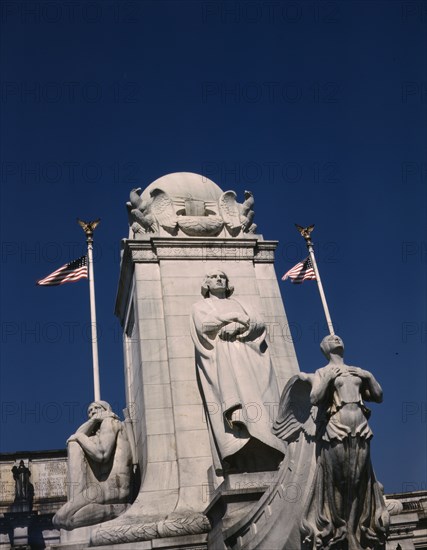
[273,374,316,442]
[241,190,254,216]
[239,190,256,232]
[126,200,154,233]
[126,202,135,226]
[126,202,136,227]
[149,188,177,233]
[219,191,241,235]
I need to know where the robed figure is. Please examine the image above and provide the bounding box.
[191,270,285,475]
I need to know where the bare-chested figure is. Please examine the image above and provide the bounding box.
[310,334,383,441]
[300,335,389,550]
[53,401,133,530]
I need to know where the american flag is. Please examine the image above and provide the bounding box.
[37,256,88,286]
[282,257,317,284]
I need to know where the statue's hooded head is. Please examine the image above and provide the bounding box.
[320,334,344,359]
[201,270,234,298]
[87,400,119,420]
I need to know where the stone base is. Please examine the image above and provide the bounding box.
[59,525,93,546]
[48,543,88,550]
[89,512,210,547]
[205,470,278,548]
[47,524,102,550]
[218,438,317,550]
[48,533,207,550]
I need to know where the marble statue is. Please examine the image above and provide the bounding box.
[127,187,178,235]
[218,190,257,235]
[12,460,32,503]
[274,335,389,550]
[190,270,285,475]
[127,186,256,237]
[53,401,133,530]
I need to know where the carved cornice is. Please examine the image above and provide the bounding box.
[254,242,277,263]
[123,237,279,262]
[114,237,278,324]
[388,523,417,539]
[153,238,256,261]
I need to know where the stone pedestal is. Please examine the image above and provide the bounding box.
[89,231,298,547]
[205,470,279,549]
[58,525,94,548]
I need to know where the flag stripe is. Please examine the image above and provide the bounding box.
[37,256,88,286]
[282,257,317,284]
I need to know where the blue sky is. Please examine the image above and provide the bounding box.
[0,0,426,494]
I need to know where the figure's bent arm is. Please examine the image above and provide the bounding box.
[310,367,336,405]
[364,372,383,403]
[200,311,249,333]
[71,418,119,462]
[192,304,248,342]
[348,366,383,402]
[77,421,96,435]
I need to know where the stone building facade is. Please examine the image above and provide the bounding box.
[0,451,425,549]
[386,490,427,550]
[0,450,66,549]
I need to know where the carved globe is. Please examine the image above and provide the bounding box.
[141,172,223,203]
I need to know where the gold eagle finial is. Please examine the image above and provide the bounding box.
[77,218,101,237]
[295,224,315,244]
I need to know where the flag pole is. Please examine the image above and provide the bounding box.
[296,224,335,336]
[78,219,101,401]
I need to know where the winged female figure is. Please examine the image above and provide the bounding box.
[273,335,389,550]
